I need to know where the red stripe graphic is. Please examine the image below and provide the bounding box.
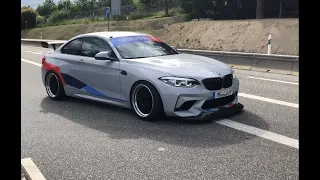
[147,36,163,42]
[42,62,66,86]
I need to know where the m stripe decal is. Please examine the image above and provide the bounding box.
[61,73,86,89]
[82,85,106,97]
[60,73,129,103]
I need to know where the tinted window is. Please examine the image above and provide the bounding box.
[82,37,114,58]
[61,38,82,55]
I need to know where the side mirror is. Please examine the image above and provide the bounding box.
[95,51,117,61]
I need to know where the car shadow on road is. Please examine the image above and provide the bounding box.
[40,97,270,148]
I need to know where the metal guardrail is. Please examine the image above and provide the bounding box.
[21,39,66,50]
[21,39,299,74]
[177,49,299,62]
[21,38,66,42]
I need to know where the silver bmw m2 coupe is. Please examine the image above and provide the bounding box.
[41,31,243,121]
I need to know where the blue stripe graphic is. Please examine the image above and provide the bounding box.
[60,73,129,103]
[82,85,129,103]
[110,36,150,47]
[82,85,106,97]
[61,73,86,89]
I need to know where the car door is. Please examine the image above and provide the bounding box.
[56,38,90,96]
[75,36,122,102]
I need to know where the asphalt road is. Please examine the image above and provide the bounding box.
[21,45,299,180]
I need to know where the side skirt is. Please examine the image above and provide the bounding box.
[73,94,131,109]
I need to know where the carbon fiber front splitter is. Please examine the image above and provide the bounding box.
[183,103,244,121]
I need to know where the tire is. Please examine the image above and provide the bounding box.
[130,81,164,121]
[45,71,66,100]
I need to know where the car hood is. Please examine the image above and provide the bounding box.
[125,53,232,79]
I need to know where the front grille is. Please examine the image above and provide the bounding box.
[202,74,233,90]
[201,94,235,109]
[175,100,196,111]
[202,78,222,91]
[223,74,233,88]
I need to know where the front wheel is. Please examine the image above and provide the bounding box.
[131,81,163,121]
[45,71,66,100]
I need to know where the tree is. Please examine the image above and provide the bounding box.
[21,6,32,9]
[97,0,111,8]
[36,0,57,16]
[256,0,263,19]
[164,0,169,16]
[57,0,73,10]
[74,0,89,11]
[21,7,37,29]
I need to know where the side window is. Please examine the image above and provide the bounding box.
[82,37,116,58]
[61,38,82,55]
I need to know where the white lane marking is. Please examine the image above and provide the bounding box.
[25,51,43,55]
[21,158,46,180]
[216,119,299,149]
[248,76,299,85]
[21,58,41,67]
[238,93,298,108]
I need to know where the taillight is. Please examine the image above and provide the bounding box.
[41,56,46,64]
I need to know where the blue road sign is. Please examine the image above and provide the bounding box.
[105,7,110,19]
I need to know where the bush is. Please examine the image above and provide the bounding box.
[21,8,37,30]
[48,9,71,23]
[36,15,45,25]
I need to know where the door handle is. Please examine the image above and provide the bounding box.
[78,59,85,63]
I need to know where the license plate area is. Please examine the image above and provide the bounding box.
[213,87,233,99]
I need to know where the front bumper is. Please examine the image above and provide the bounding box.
[158,77,242,119]
[183,103,244,120]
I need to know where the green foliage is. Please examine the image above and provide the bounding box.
[32,0,183,28]
[48,9,71,23]
[168,7,183,16]
[28,0,299,29]
[96,0,111,9]
[122,0,134,5]
[36,0,57,16]
[133,0,145,11]
[57,0,73,10]
[21,8,37,29]
[36,15,45,24]
[181,0,298,20]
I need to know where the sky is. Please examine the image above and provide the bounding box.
[21,0,60,9]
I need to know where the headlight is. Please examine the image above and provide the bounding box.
[159,77,200,87]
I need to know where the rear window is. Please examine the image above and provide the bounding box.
[61,38,83,55]
[63,39,82,51]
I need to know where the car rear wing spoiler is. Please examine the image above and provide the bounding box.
[41,40,67,50]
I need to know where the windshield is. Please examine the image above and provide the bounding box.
[110,35,178,59]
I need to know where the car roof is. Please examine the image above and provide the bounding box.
[75,31,150,39]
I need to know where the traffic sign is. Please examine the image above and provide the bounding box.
[105,7,110,19]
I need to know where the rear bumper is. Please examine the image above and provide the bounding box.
[183,103,244,120]
[41,66,46,86]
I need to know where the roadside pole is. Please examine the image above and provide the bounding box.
[105,7,110,31]
[268,35,272,54]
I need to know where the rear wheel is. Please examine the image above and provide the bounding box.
[45,71,66,100]
[131,81,163,121]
